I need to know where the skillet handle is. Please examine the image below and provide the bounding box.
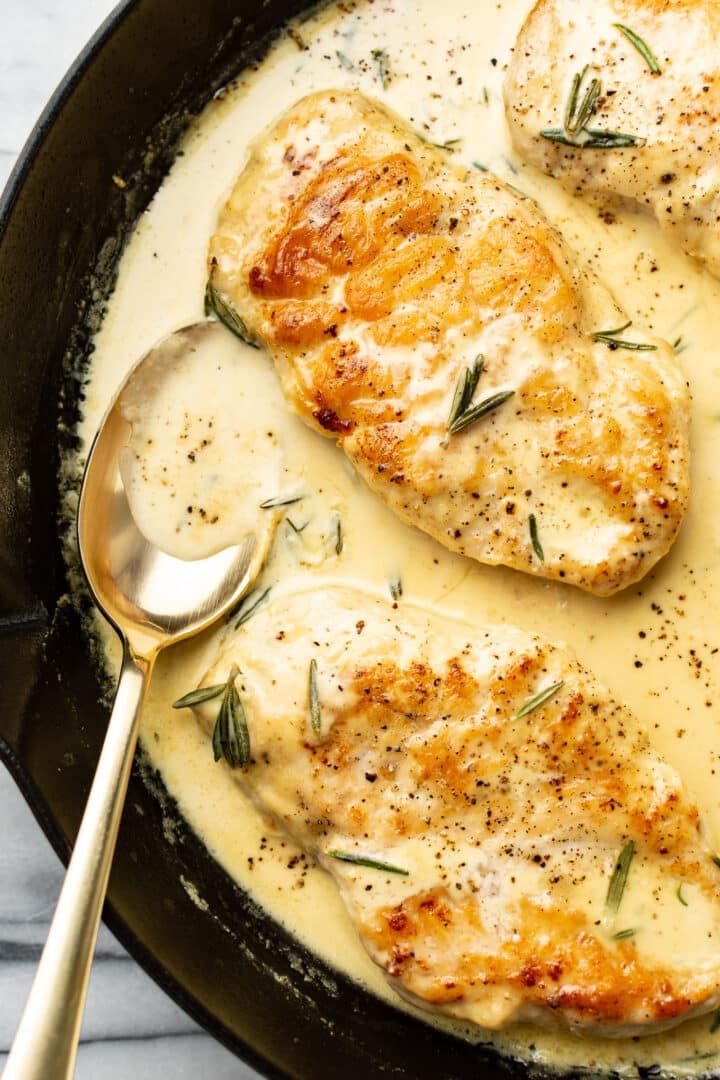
[4,647,150,1080]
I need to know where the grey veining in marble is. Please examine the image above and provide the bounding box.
[1,2,261,1074]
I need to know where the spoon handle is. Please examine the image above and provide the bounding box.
[4,648,151,1080]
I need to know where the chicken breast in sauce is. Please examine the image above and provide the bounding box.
[505,0,720,277]
[193,585,720,1034]
[208,89,690,597]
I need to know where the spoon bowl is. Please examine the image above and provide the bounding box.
[6,320,263,1080]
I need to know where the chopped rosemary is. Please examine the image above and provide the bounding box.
[260,493,306,509]
[389,575,403,601]
[710,1010,720,1034]
[529,513,544,561]
[332,513,344,555]
[541,66,645,150]
[371,48,391,89]
[606,840,635,912]
[213,676,250,767]
[417,131,462,152]
[676,883,689,907]
[309,658,322,733]
[591,320,657,351]
[472,161,490,172]
[612,927,637,941]
[447,389,515,437]
[515,680,564,719]
[336,50,355,71]
[205,281,260,348]
[711,854,720,870]
[285,516,308,535]
[327,851,409,875]
[174,667,250,768]
[172,683,225,709]
[613,24,661,75]
[234,585,271,630]
[673,336,687,354]
[447,355,484,432]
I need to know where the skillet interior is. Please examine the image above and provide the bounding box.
[0,0,668,1076]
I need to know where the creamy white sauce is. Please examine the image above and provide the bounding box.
[74,0,720,1073]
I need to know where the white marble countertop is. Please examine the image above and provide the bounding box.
[0,2,261,1075]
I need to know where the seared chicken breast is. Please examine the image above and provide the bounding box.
[194,584,720,1034]
[208,90,689,597]
[505,0,720,277]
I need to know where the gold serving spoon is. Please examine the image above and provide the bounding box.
[5,322,270,1080]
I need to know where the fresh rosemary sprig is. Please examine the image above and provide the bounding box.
[308,658,322,733]
[612,927,637,941]
[173,666,251,768]
[371,48,391,88]
[606,840,635,912]
[389,575,403,601]
[541,66,646,149]
[234,585,271,630]
[676,883,689,907]
[515,680,564,719]
[259,493,306,509]
[447,355,484,432]
[529,513,544,561]
[447,390,515,437]
[327,851,409,875]
[205,281,260,348]
[613,24,661,75]
[591,320,657,351]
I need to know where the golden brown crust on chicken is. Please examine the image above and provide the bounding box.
[505,0,720,276]
[196,585,720,1034]
[208,89,690,596]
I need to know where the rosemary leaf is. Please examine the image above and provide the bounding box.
[541,127,645,149]
[472,161,490,172]
[592,321,657,351]
[613,23,661,75]
[529,513,544,561]
[606,840,635,912]
[205,281,260,348]
[208,671,251,767]
[447,355,484,431]
[234,586,271,630]
[172,683,225,709]
[336,50,354,71]
[285,516,308,535]
[612,927,637,941]
[328,851,410,876]
[676,883,689,907]
[447,389,515,436]
[309,658,322,733]
[711,854,720,870]
[260,493,306,509]
[371,48,391,89]
[542,66,646,150]
[332,513,344,555]
[389,575,403,601]
[710,1011,720,1034]
[563,65,587,132]
[515,680,564,719]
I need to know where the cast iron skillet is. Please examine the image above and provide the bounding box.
[0,2,623,1077]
